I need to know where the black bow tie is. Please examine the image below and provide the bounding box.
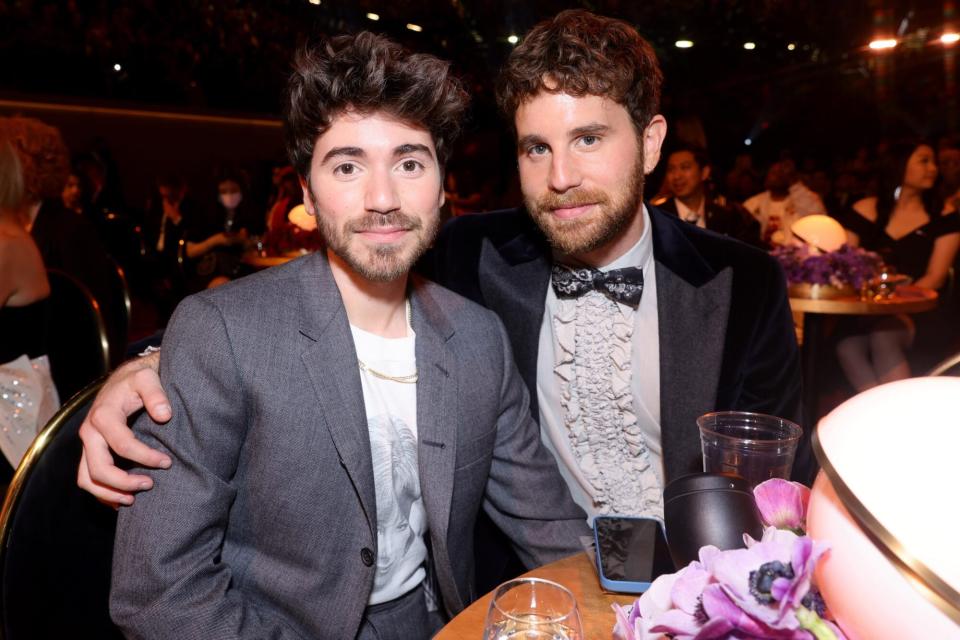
[551,264,645,308]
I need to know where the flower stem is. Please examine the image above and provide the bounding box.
[796,606,838,640]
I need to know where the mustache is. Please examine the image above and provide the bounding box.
[347,212,422,233]
[534,189,609,212]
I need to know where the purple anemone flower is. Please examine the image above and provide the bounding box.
[753,479,811,532]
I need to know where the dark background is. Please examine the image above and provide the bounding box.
[1,0,955,207]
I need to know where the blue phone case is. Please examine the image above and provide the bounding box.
[593,516,665,594]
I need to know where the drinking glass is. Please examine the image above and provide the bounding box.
[698,411,802,486]
[482,578,583,640]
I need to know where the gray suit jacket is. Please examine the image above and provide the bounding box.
[110,252,588,640]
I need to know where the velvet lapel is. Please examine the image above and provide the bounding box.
[476,233,551,420]
[409,278,461,612]
[649,207,732,481]
[297,252,377,537]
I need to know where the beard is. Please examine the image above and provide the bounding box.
[311,195,439,282]
[524,154,645,257]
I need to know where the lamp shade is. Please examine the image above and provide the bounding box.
[287,204,316,231]
[791,214,847,253]
[807,378,960,639]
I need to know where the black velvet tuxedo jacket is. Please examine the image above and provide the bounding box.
[424,204,804,483]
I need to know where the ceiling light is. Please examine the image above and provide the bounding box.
[744,138,752,146]
[743,42,756,50]
[787,43,796,51]
[868,38,898,50]
[941,32,960,45]
[113,63,122,72]
[308,0,320,5]
[366,12,379,21]
[675,39,694,49]
[507,34,519,45]
[406,23,422,32]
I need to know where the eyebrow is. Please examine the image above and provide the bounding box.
[321,143,434,164]
[516,123,612,151]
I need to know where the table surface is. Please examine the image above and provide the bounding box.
[788,285,937,315]
[435,553,635,640]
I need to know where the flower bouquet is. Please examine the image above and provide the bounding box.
[612,479,845,640]
[772,244,882,299]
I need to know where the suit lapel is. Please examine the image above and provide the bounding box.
[477,235,551,420]
[650,208,732,481]
[409,279,462,612]
[297,253,377,537]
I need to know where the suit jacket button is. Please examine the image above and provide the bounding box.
[361,547,375,567]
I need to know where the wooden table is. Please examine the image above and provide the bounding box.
[436,553,635,640]
[788,285,938,483]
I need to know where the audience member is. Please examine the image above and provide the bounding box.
[0,131,49,363]
[743,158,827,247]
[835,140,960,390]
[656,145,762,247]
[106,31,586,639]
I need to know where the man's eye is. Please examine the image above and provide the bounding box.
[529,144,548,156]
[581,135,599,146]
[401,160,423,172]
[334,163,357,176]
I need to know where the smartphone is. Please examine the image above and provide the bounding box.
[593,516,673,593]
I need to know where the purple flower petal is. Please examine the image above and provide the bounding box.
[753,479,810,531]
[671,564,712,614]
[649,608,703,637]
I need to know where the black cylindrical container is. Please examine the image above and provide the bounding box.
[663,472,764,569]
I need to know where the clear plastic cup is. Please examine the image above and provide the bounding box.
[697,411,802,486]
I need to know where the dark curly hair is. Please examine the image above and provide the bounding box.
[497,10,663,135]
[284,32,469,179]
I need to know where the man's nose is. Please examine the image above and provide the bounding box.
[365,169,401,214]
[548,150,583,193]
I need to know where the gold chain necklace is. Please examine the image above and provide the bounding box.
[356,300,417,384]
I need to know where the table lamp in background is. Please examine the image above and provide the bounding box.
[790,215,847,253]
[287,203,316,232]
[807,377,960,639]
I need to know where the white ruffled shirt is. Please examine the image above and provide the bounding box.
[536,206,663,523]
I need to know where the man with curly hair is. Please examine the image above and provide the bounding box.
[106,32,587,639]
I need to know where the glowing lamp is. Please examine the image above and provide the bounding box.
[287,204,316,231]
[869,38,898,50]
[791,214,847,253]
[807,378,960,639]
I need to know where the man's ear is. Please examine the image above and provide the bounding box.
[642,115,668,175]
[299,176,315,216]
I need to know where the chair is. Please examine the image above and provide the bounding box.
[102,258,132,368]
[44,269,110,400]
[927,351,960,376]
[0,377,122,639]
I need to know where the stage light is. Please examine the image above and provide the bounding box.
[406,23,422,32]
[787,43,796,51]
[366,12,379,21]
[869,38,898,50]
[743,42,756,50]
[113,63,122,72]
[744,138,752,146]
[308,0,320,5]
[942,32,960,45]
[507,34,519,45]
[675,39,694,49]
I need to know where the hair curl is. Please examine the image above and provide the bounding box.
[0,137,25,210]
[284,32,469,179]
[497,10,662,135]
[0,116,70,203]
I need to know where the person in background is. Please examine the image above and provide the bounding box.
[743,158,827,247]
[0,131,49,363]
[655,145,762,247]
[61,172,88,216]
[185,168,262,289]
[835,140,960,390]
[938,138,960,213]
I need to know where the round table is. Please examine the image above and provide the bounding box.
[435,553,634,639]
[788,285,938,483]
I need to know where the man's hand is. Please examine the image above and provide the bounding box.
[77,351,173,507]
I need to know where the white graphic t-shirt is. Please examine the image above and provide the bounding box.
[350,323,427,605]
